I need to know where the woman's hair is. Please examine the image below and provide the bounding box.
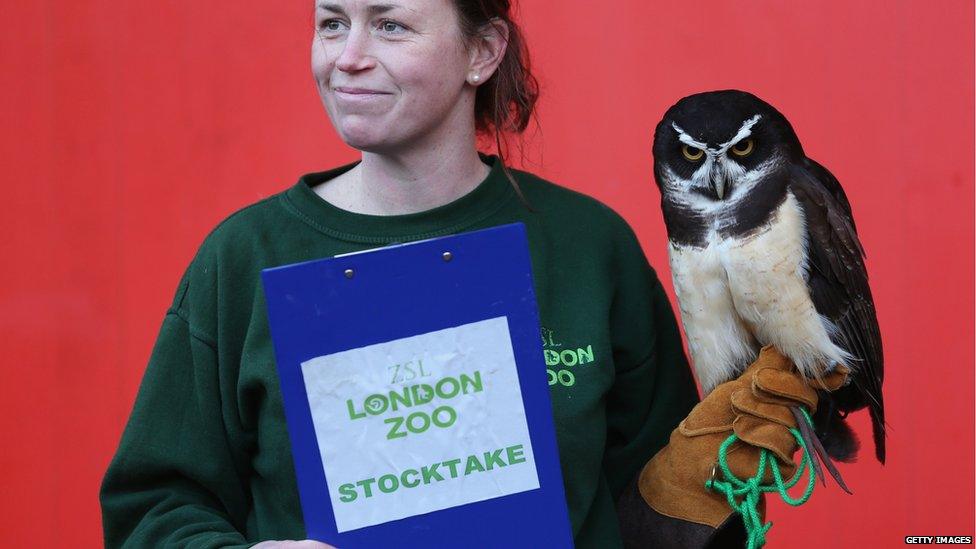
[454,0,540,211]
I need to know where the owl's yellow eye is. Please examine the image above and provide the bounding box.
[681,145,704,162]
[730,138,755,157]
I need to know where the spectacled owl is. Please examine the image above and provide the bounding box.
[652,89,886,465]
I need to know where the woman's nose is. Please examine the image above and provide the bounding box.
[335,28,375,73]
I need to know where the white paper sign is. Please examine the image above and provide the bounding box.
[301,316,539,533]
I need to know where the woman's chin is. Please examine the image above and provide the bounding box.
[337,126,389,152]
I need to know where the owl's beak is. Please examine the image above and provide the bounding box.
[710,166,727,200]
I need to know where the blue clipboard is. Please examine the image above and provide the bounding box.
[261,222,573,548]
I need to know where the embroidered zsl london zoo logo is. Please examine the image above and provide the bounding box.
[541,325,596,388]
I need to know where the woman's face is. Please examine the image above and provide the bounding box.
[312,0,475,153]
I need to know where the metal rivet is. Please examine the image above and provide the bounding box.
[442,251,452,261]
[344,269,354,278]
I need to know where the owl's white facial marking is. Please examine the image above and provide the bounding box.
[671,122,707,150]
[689,153,717,192]
[720,114,762,151]
[671,114,761,156]
[662,156,781,216]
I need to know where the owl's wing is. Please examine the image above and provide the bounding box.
[801,157,857,232]
[789,161,886,463]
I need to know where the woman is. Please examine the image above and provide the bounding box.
[100,0,780,547]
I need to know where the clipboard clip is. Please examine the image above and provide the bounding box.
[342,249,453,280]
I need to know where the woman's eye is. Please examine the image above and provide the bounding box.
[318,19,346,33]
[378,20,406,33]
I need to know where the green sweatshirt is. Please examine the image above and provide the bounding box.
[100,153,700,548]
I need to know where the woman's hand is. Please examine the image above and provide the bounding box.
[251,541,337,548]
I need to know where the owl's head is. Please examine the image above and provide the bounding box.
[653,90,803,206]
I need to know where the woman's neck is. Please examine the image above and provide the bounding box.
[314,138,491,216]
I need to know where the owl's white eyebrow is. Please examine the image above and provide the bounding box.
[720,114,762,149]
[671,122,708,150]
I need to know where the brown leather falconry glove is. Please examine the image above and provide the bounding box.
[636,345,850,530]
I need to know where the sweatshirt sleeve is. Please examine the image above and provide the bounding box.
[100,268,252,549]
[602,219,700,502]
[616,479,750,549]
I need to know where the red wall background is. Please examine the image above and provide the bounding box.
[1,1,972,546]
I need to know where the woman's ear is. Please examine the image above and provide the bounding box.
[466,18,509,84]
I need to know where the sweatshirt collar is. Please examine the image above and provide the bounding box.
[284,152,515,244]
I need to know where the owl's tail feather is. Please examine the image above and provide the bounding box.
[870,400,887,464]
[792,405,853,494]
[829,367,887,464]
[812,392,860,463]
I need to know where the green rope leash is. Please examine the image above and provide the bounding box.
[704,406,818,549]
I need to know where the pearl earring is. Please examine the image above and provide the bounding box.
[470,74,481,83]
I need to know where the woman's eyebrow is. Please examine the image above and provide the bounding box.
[317,3,403,16]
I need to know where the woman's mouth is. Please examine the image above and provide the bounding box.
[333,87,392,106]
[335,87,387,94]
